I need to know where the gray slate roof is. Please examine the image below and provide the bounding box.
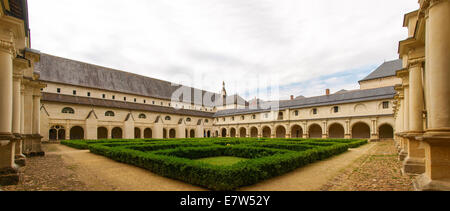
[359,59,402,82]
[36,53,246,107]
[214,86,396,117]
[42,93,215,118]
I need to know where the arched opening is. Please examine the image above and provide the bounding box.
[163,129,167,139]
[230,128,236,138]
[50,125,66,141]
[276,126,286,138]
[97,127,108,139]
[58,129,66,140]
[262,127,271,138]
[169,129,176,139]
[215,131,219,137]
[112,127,123,139]
[49,129,57,140]
[329,123,345,138]
[309,124,322,138]
[250,127,258,138]
[70,126,84,140]
[134,128,141,139]
[221,128,227,137]
[144,128,152,138]
[207,131,211,138]
[352,122,371,139]
[190,129,195,138]
[291,125,303,138]
[379,124,394,139]
[239,128,247,138]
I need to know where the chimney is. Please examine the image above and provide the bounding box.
[290,95,294,100]
[326,89,330,96]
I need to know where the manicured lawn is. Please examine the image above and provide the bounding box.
[196,156,249,166]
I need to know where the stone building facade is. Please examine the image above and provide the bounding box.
[36,53,400,144]
[0,0,45,185]
[394,0,450,191]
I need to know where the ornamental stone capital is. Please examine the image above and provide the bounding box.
[0,39,15,55]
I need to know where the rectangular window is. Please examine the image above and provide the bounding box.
[73,90,77,95]
[383,101,390,109]
[152,101,155,105]
[313,108,318,115]
[144,100,146,103]
[112,95,115,100]
[334,106,339,113]
[87,92,91,97]
[134,98,137,102]
[124,97,127,101]
[295,110,299,116]
[57,88,61,93]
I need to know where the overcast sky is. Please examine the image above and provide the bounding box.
[28,0,418,100]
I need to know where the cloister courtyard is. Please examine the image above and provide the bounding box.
[1,139,414,191]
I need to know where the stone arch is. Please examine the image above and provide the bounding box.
[97,127,108,139]
[49,125,66,141]
[262,126,271,138]
[291,124,303,138]
[352,122,371,139]
[239,127,247,138]
[250,127,258,138]
[207,130,211,138]
[230,128,237,138]
[308,124,322,138]
[379,124,394,139]
[328,123,345,138]
[169,129,176,139]
[70,126,84,140]
[112,127,123,139]
[134,127,141,139]
[221,128,227,137]
[275,125,286,138]
[144,128,152,138]
[190,129,195,138]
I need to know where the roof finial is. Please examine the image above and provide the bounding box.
[221,81,227,97]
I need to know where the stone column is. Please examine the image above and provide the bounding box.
[399,84,410,161]
[22,86,34,155]
[107,126,112,139]
[12,75,25,166]
[31,92,44,155]
[344,120,351,139]
[403,62,426,175]
[415,0,450,191]
[0,39,19,185]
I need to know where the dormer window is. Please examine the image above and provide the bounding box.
[313,108,318,115]
[57,88,61,93]
[383,101,390,109]
[73,90,77,95]
[252,115,256,120]
[294,110,299,116]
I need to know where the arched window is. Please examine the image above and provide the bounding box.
[62,107,75,114]
[165,116,171,121]
[186,117,192,122]
[105,111,115,117]
[138,114,147,119]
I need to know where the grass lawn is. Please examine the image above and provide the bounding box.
[196,156,249,166]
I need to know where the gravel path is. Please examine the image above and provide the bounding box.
[1,141,413,191]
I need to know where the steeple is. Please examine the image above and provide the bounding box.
[221,81,227,97]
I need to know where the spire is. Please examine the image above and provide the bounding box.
[221,81,227,97]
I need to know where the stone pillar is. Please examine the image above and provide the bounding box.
[415,0,450,191]
[0,40,19,185]
[12,75,25,166]
[403,62,426,175]
[399,85,410,161]
[322,121,328,139]
[22,86,34,155]
[107,126,112,139]
[344,120,351,139]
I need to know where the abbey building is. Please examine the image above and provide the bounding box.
[1,0,449,190]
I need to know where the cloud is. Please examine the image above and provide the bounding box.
[27,0,418,100]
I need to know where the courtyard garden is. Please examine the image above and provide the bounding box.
[61,138,368,191]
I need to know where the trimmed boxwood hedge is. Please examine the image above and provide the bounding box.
[61,138,367,190]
